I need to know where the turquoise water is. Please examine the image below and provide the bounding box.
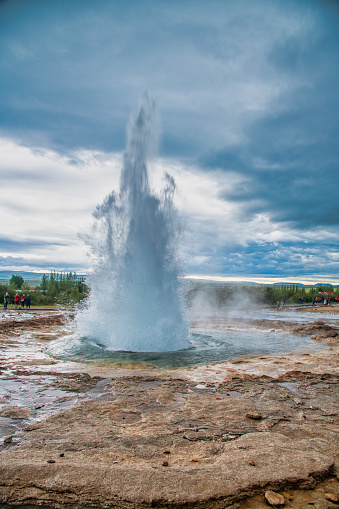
[46,328,324,369]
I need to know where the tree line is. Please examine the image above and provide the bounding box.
[1,272,88,307]
[186,283,339,308]
[263,284,339,305]
[2,274,338,308]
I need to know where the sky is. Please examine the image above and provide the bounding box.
[0,0,339,284]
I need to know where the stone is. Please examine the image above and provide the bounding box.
[245,412,262,420]
[162,460,169,467]
[3,436,13,444]
[325,492,339,503]
[264,490,285,506]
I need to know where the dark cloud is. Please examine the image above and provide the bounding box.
[214,100,339,229]
[0,255,86,272]
[185,241,339,278]
[202,9,339,230]
[0,235,66,250]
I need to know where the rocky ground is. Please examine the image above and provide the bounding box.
[0,307,338,508]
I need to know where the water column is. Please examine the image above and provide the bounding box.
[77,94,189,352]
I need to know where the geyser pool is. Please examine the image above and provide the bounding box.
[48,325,325,369]
[77,93,189,352]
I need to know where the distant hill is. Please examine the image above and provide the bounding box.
[0,271,45,282]
[273,282,305,287]
[185,278,338,288]
[0,270,86,284]
[184,278,262,287]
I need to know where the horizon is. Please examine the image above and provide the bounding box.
[1,269,339,288]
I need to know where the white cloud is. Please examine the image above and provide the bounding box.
[0,138,123,271]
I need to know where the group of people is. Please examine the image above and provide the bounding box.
[277,296,336,308]
[312,297,335,306]
[3,292,31,309]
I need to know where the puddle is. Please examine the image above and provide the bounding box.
[86,378,114,401]
[140,380,164,388]
[277,382,301,394]
[0,375,115,442]
[171,392,186,409]
[0,376,81,440]
[227,390,244,398]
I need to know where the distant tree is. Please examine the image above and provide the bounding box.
[41,274,48,295]
[47,272,57,298]
[9,274,24,289]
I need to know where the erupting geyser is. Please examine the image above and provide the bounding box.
[77,94,189,352]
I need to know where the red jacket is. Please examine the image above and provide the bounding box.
[14,294,19,303]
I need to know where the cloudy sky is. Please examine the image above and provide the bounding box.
[0,0,339,284]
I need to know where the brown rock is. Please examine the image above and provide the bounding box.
[1,431,333,507]
[246,412,262,420]
[0,406,31,419]
[162,460,169,467]
[3,436,13,444]
[325,492,339,503]
[264,490,285,506]
[163,449,171,454]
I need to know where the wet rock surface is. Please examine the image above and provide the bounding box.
[0,312,67,337]
[0,308,338,508]
[192,314,339,344]
[1,369,338,507]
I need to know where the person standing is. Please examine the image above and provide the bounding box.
[20,294,25,309]
[3,292,10,309]
[25,294,31,309]
[14,293,19,309]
